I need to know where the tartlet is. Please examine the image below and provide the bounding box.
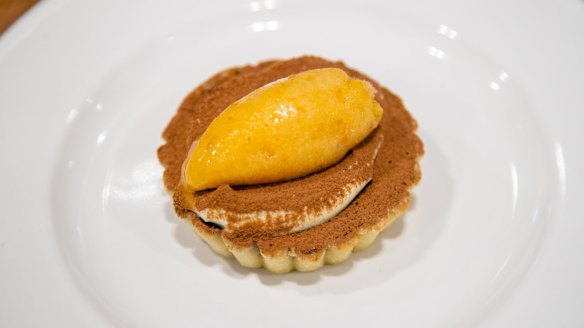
[158,56,423,273]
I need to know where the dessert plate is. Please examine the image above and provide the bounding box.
[0,0,582,327]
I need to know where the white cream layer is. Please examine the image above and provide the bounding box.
[196,180,370,233]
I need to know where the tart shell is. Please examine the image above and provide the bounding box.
[158,56,423,273]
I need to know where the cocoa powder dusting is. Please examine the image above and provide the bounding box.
[158,56,423,255]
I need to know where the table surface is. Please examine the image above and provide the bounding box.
[0,0,37,34]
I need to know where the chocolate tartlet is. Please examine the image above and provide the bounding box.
[158,56,423,273]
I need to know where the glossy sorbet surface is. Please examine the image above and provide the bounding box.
[184,68,383,191]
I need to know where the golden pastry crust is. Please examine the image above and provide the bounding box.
[185,177,416,273]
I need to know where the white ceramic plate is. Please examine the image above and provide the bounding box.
[1,0,583,327]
